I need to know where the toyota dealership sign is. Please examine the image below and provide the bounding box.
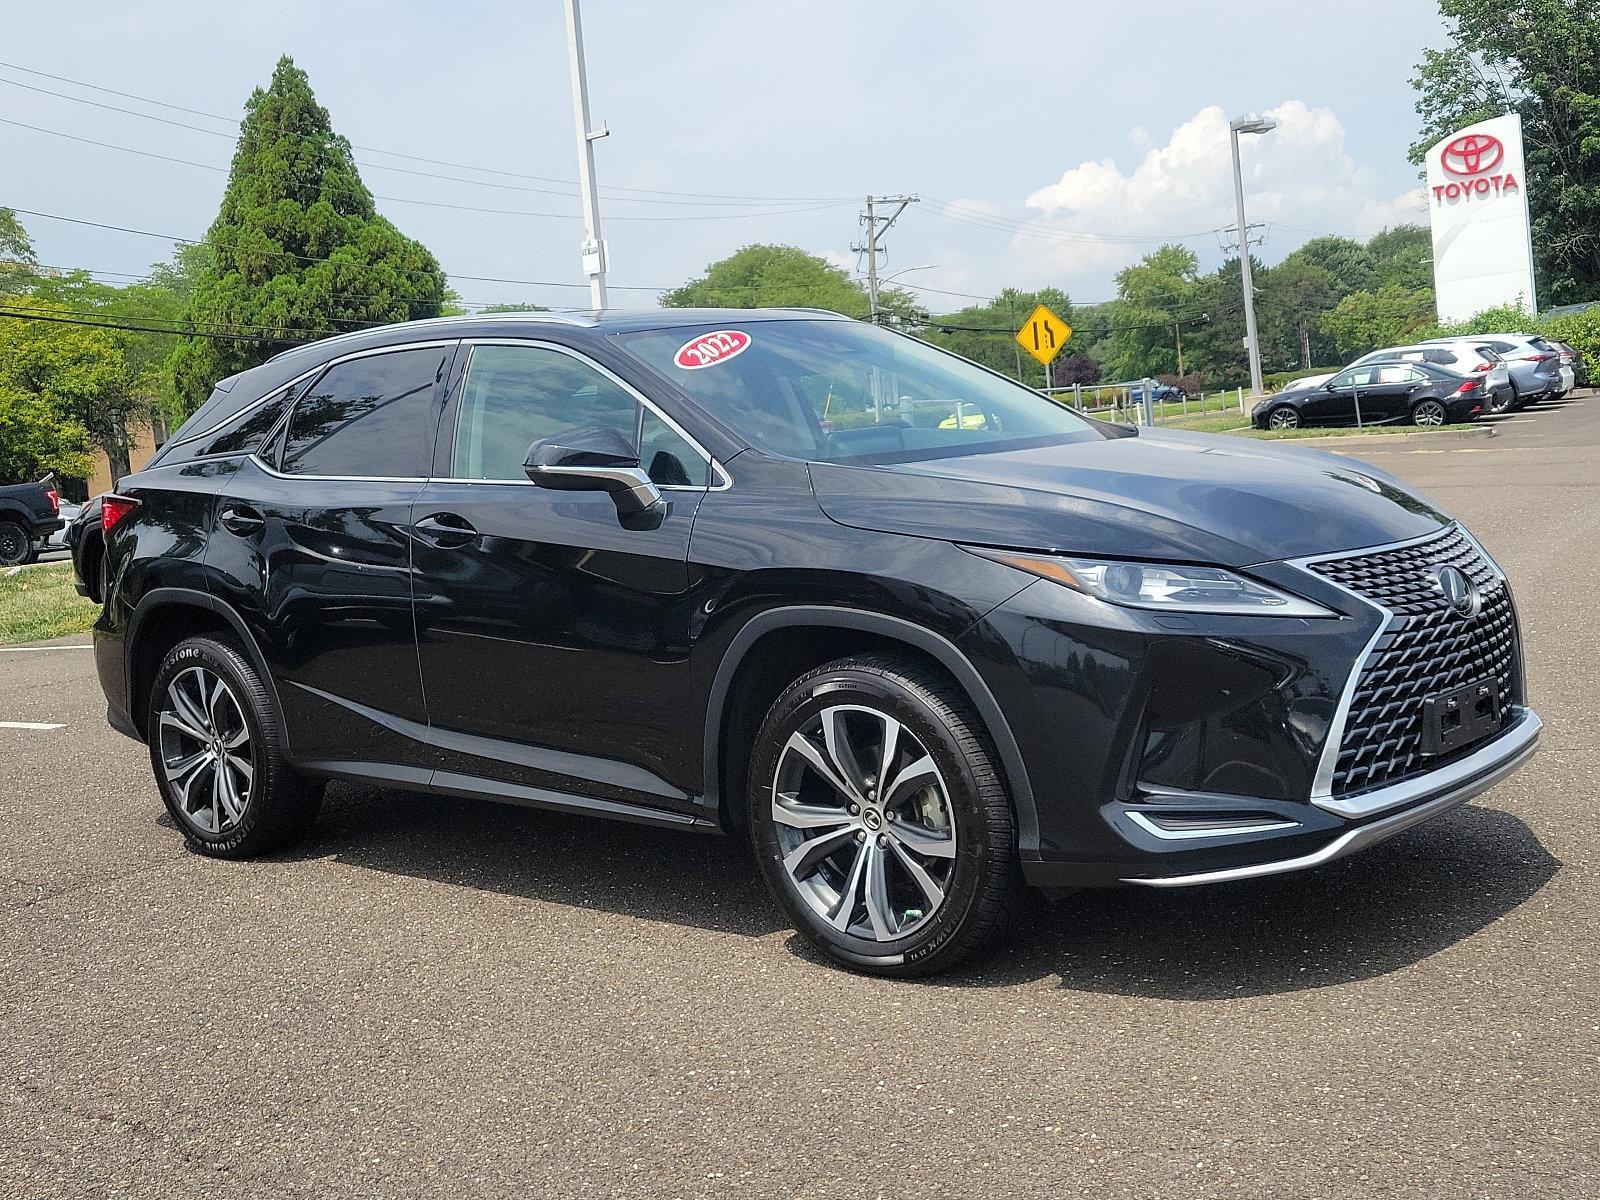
[1426,113,1537,322]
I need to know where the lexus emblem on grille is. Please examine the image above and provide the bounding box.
[1433,565,1481,617]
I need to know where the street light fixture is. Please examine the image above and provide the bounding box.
[1229,112,1277,397]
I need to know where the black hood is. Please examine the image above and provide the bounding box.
[808,428,1449,567]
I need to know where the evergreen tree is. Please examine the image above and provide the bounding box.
[169,57,447,412]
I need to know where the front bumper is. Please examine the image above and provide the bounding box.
[1118,708,1540,886]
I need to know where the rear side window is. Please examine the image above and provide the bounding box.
[279,348,447,478]
[450,344,709,487]
[203,390,293,457]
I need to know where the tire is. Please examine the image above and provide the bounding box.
[747,654,1021,978]
[0,520,28,567]
[1266,406,1300,430]
[1412,399,1448,427]
[146,635,321,857]
[1486,385,1514,416]
[1505,381,1524,411]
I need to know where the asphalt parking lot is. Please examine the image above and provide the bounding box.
[2,395,1596,1199]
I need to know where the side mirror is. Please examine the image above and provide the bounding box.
[523,425,665,524]
[1324,382,1338,391]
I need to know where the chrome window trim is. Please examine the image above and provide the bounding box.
[1287,522,1519,818]
[171,339,462,450]
[444,337,730,492]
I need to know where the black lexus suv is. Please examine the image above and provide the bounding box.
[86,310,1541,976]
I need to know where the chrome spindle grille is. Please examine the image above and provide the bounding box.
[1309,527,1519,796]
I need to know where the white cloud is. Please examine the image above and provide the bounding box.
[1003,100,1427,290]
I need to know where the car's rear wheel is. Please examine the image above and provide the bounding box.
[1486,384,1514,415]
[0,520,29,567]
[1412,399,1448,427]
[1267,406,1300,430]
[748,655,1020,977]
[147,635,321,857]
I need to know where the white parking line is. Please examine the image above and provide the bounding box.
[0,721,66,731]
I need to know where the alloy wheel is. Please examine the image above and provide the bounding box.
[1268,408,1299,429]
[157,666,254,835]
[771,704,957,942]
[1414,400,1446,427]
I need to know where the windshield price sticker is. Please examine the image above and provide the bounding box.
[674,330,751,370]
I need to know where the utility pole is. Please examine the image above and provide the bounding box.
[1174,318,1185,376]
[853,195,918,323]
[564,0,609,309]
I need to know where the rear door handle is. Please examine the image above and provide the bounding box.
[412,513,478,548]
[218,505,265,537]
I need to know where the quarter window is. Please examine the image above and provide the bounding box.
[202,389,293,457]
[279,348,447,478]
[451,344,709,487]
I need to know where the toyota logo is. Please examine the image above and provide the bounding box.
[1442,133,1504,177]
[1433,565,1481,617]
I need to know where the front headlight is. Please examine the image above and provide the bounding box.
[963,548,1334,617]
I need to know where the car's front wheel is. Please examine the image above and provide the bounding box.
[748,655,1021,977]
[147,635,321,857]
[1267,406,1300,429]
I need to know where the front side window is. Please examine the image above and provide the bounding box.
[617,319,1103,465]
[1331,367,1376,389]
[450,344,709,487]
[279,347,447,478]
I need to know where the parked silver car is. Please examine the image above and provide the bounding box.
[1350,343,1515,414]
[1421,334,1562,407]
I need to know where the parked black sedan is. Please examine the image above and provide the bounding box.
[1252,361,1485,430]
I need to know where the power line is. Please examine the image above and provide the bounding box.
[6,206,674,291]
[0,62,855,205]
[0,303,338,343]
[0,117,854,224]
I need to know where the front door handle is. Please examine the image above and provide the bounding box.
[219,505,265,537]
[412,513,478,548]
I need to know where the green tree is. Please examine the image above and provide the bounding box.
[1321,285,1438,357]
[1,206,38,296]
[663,244,875,316]
[0,296,137,482]
[1409,0,1600,303]
[476,302,550,314]
[169,56,447,414]
[1099,245,1199,380]
[1280,236,1376,296]
[918,287,1077,382]
[1259,259,1338,369]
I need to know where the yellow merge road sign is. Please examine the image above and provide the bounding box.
[1016,304,1071,366]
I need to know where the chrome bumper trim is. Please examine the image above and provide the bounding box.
[1124,709,1540,887]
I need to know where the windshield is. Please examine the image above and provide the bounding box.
[617,319,1103,464]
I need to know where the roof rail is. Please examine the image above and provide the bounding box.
[265,312,599,362]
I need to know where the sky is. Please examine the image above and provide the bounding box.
[0,0,1453,313]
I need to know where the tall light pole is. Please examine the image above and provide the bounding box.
[564,0,608,309]
[1229,113,1276,396]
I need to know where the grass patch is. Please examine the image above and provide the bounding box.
[0,562,100,646]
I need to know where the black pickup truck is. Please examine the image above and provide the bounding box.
[0,478,64,566]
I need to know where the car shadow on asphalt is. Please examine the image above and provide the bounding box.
[293,782,791,938]
[290,787,1557,998]
[950,803,1559,999]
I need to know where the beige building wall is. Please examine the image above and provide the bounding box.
[86,422,160,497]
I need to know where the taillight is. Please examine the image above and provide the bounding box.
[46,488,60,514]
[1454,379,1480,395]
[1474,362,1492,371]
[1520,353,1554,363]
[100,495,140,536]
